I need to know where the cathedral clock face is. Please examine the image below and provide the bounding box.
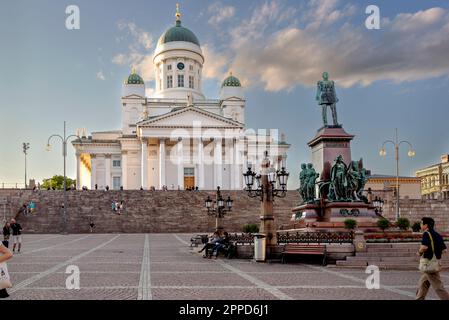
[177,62,185,70]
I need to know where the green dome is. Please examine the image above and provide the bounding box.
[126,71,144,85]
[222,74,241,88]
[158,20,200,47]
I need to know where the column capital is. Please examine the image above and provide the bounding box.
[91,154,97,159]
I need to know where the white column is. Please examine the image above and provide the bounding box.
[121,151,128,189]
[76,153,81,190]
[198,138,204,189]
[230,139,235,190]
[141,140,148,189]
[105,154,111,188]
[159,139,166,189]
[177,138,184,189]
[214,138,223,188]
[90,154,97,190]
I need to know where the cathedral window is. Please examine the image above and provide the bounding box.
[189,76,194,89]
[178,74,184,87]
[113,160,121,167]
[167,75,173,88]
[167,65,172,71]
[189,65,193,71]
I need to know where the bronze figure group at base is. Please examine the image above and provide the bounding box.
[299,156,369,204]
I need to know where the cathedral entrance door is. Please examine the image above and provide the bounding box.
[184,168,195,189]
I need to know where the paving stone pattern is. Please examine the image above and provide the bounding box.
[4,234,449,300]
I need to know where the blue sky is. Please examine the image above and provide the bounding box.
[1,0,449,189]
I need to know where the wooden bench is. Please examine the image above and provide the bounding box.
[281,244,327,265]
[190,234,208,247]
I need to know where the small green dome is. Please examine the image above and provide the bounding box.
[126,70,144,85]
[158,20,200,47]
[222,74,241,88]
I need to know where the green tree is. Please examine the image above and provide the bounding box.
[41,175,76,190]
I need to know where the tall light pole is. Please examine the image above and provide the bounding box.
[243,151,289,253]
[46,121,80,234]
[379,128,415,220]
[22,142,30,189]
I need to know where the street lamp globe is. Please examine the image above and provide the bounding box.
[217,196,224,208]
[408,150,416,157]
[226,196,233,210]
[276,167,289,189]
[205,196,212,209]
[379,148,386,157]
[267,167,276,184]
[243,167,255,189]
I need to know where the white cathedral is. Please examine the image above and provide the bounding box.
[72,7,290,191]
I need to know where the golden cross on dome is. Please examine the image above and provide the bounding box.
[131,67,136,74]
[176,3,181,21]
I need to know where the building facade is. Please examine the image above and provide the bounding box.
[365,174,422,200]
[72,8,289,190]
[415,154,449,199]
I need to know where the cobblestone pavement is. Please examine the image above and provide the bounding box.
[3,234,449,300]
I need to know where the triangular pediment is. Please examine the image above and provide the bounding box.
[222,96,244,101]
[137,107,243,128]
[122,94,145,99]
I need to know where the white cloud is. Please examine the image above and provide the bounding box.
[112,21,155,81]
[216,5,449,91]
[208,2,236,25]
[390,7,445,32]
[96,71,105,81]
[202,44,229,80]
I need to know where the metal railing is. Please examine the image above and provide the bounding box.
[1,183,26,189]
[277,231,354,244]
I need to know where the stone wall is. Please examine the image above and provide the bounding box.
[0,190,299,234]
[382,197,449,232]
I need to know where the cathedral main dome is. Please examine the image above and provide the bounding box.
[157,20,200,47]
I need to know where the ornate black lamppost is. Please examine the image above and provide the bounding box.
[243,151,289,249]
[204,186,233,234]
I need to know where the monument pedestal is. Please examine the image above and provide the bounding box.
[290,201,379,232]
[308,126,354,180]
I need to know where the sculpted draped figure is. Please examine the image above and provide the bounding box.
[299,163,319,204]
[329,155,348,201]
[316,72,339,127]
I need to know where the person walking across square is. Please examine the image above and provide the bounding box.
[416,217,449,300]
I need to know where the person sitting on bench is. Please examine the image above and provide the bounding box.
[198,232,220,257]
[211,232,230,258]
